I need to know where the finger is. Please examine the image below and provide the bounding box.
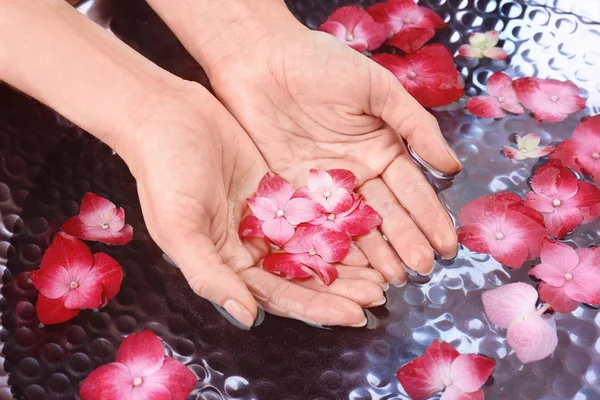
[382,155,458,258]
[337,265,387,290]
[369,67,461,174]
[240,268,367,327]
[168,234,258,328]
[340,243,369,267]
[359,178,435,275]
[355,229,407,286]
[293,277,385,308]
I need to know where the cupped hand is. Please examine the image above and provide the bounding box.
[203,23,461,286]
[118,82,386,328]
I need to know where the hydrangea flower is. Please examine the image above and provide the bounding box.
[467,72,524,118]
[458,30,508,60]
[30,233,123,325]
[80,330,197,400]
[513,77,585,123]
[529,239,600,313]
[318,6,388,52]
[367,0,446,53]
[371,44,464,108]
[524,162,600,238]
[457,192,547,268]
[62,192,133,245]
[503,133,553,160]
[482,282,558,363]
[550,115,600,184]
[396,340,495,400]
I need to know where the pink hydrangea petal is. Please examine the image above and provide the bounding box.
[307,169,334,194]
[482,282,538,329]
[538,282,579,313]
[525,145,553,158]
[565,249,600,305]
[483,30,499,46]
[335,202,383,236]
[107,207,126,231]
[284,198,324,225]
[354,20,388,51]
[261,217,296,247]
[487,228,529,268]
[524,192,554,213]
[324,5,370,32]
[143,358,197,400]
[327,189,355,214]
[262,253,312,279]
[80,362,133,400]
[531,162,578,200]
[327,169,356,191]
[572,114,600,142]
[500,102,525,115]
[78,192,118,226]
[255,172,294,208]
[30,264,71,299]
[318,20,347,42]
[63,279,103,310]
[458,44,483,58]
[459,193,522,227]
[513,77,585,123]
[486,72,518,102]
[504,203,547,260]
[467,96,505,118]
[457,224,491,256]
[543,206,583,239]
[449,354,495,393]
[282,224,314,254]
[63,218,134,245]
[441,386,484,400]
[387,26,436,53]
[549,139,583,174]
[424,339,461,365]
[312,229,352,263]
[416,5,447,29]
[503,146,527,160]
[36,294,80,325]
[346,39,369,53]
[566,181,600,222]
[529,262,568,288]
[397,341,452,400]
[131,383,170,400]
[246,197,278,221]
[507,311,558,363]
[40,232,94,276]
[482,47,508,60]
[90,252,124,301]
[239,214,266,238]
[301,255,339,285]
[116,330,166,378]
[366,3,393,36]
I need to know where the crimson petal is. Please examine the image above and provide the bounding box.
[239,214,265,238]
[262,253,312,280]
[387,26,436,53]
[36,294,80,325]
[538,282,579,313]
[335,201,382,236]
[41,232,94,275]
[144,357,197,400]
[466,96,505,118]
[80,362,133,400]
[91,252,124,301]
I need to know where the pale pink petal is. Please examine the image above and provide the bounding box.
[450,354,495,393]
[246,197,278,221]
[78,192,117,226]
[80,363,133,400]
[483,30,499,46]
[106,207,126,231]
[517,133,541,151]
[459,192,521,226]
[307,169,334,194]
[262,253,312,279]
[487,227,529,268]
[500,102,525,115]
[538,282,579,313]
[90,252,124,301]
[261,217,296,246]
[131,383,170,400]
[524,192,554,213]
[525,145,553,158]
[468,32,488,47]
[116,330,166,378]
[513,77,585,123]
[255,172,294,208]
[441,387,484,400]
[540,236,579,273]
[284,198,324,225]
[458,45,483,58]
[282,224,314,254]
[566,248,600,305]
[63,218,134,245]
[312,229,352,263]
[467,96,505,118]
[30,264,71,299]
[507,312,558,363]
[504,203,547,260]
[36,294,80,325]
[239,214,265,238]
[40,232,94,276]
[144,357,197,400]
[486,72,517,102]
[325,189,355,214]
[301,255,339,285]
[503,146,527,160]
[482,282,539,329]
[529,264,568,287]
[543,206,583,239]
[482,47,508,60]
[63,279,103,310]
[327,169,356,191]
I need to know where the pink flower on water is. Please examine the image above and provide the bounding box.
[246,172,323,246]
[467,72,524,119]
[458,30,508,61]
[262,224,351,285]
[482,282,558,363]
[396,340,495,400]
[550,115,600,184]
[367,0,446,53]
[457,192,547,268]
[318,6,388,52]
[529,239,600,313]
[524,162,600,238]
[513,77,585,123]
[62,193,133,245]
[372,44,464,108]
[80,330,197,400]
[30,233,123,325]
[503,133,553,160]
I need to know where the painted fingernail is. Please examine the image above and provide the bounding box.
[447,146,462,168]
[366,297,387,308]
[223,299,256,328]
[350,316,368,328]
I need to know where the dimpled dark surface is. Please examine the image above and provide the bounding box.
[1,0,599,399]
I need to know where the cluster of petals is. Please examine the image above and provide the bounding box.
[80,330,197,400]
[524,161,600,238]
[62,192,133,245]
[372,44,464,107]
[457,192,546,269]
[529,239,600,313]
[513,77,585,123]
[396,339,495,400]
[367,0,447,53]
[30,232,123,325]
[467,72,524,119]
[458,30,508,61]
[550,115,600,184]
[503,133,553,160]
[482,282,558,363]
[241,170,382,284]
[318,6,387,52]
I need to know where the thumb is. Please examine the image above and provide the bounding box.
[167,233,258,329]
[369,66,462,175]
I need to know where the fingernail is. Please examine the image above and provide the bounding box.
[447,146,461,168]
[350,316,368,328]
[379,282,390,291]
[421,266,435,276]
[391,279,407,288]
[366,297,387,308]
[223,300,255,328]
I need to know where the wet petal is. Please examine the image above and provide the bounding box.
[262,253,312,279]
[63,279,103,310]
[144,358,197,400]
[482,47,508,60]
[458,44,483,58]
[441,387,484,400]
[90,252,124,301]
[517,133,541,151]
[450,354,495,393]
[538,282,579,313]
[467,96,505,118]
[482,282,539,329]
[507,311,558,363]
[36,294,80,325]
[30,264,71,299]
[80,363,133,400]
[503,146,527,160]
[116,330,166,378]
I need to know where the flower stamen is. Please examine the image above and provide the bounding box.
[551,95,559,102]
[133,377,143,387]
[276,210,285,217]
[407,71,417,79]
[323,191,331,198]
[564,273,573,281]
[498,96,505,103]
[327,213,335,221]
[346,33,354,41]
[101,223,109,230]
[495,232,505,240]
[593,152,600,159]
[552,199,561,207]
[70,281,79,289]
[308,249,317,256]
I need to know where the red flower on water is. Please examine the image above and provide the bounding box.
[262,224,351,285]
[318,6,387,52]
[372,44,464,108]
[513,77,585,123]
[482,282,558,363]
[467,72,524,118]
[524,162,600,238]
[396,340,495,400]
[550,115,600,184]
[80,330,197,400]
[30,233,123,325]
[246,172,323,246]
[367,0,446,53]
[62,193,133,245]
[529,239,600,313]
[457,192,547,268]
[458,30,508,61]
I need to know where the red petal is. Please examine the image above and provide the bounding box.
[538,282,579,313]
[335,202,383,236]
[366,3,394,36]
[450,355,495,393]
[505,203,547,260]
[441,387,484,400]
[262,217,296,246]
[62,217,133,245]
[40,232,94,275]
[300,255,339,285]
[327,169,356,191]
[529,259,569,288]
[567,182,600,223]
[144,358,197,400]
[549,139,583,174]
[91,252,124,301]
[80,363,133,400]
[482,282,539,329]
[323,5,371,32]
[311,228,352,263]
[524,192,554,213]
[387,27,436,53]
[318,20,347,42]
[457,223,492,255]
[36,294,80,325]
[117,330,166,378]
[354,20,388,51]
[63,279,103,309]
[543,206,583,239]
[424,339,460,366]
[30,264,71,299]
[262,253,312,279]
[239,214,265,238]
[397,353,445,399]
[530,162,578,200]
[503,146,526,160]
[78,193,119,226]
[507,311,558,363]
[466,96,505,118]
